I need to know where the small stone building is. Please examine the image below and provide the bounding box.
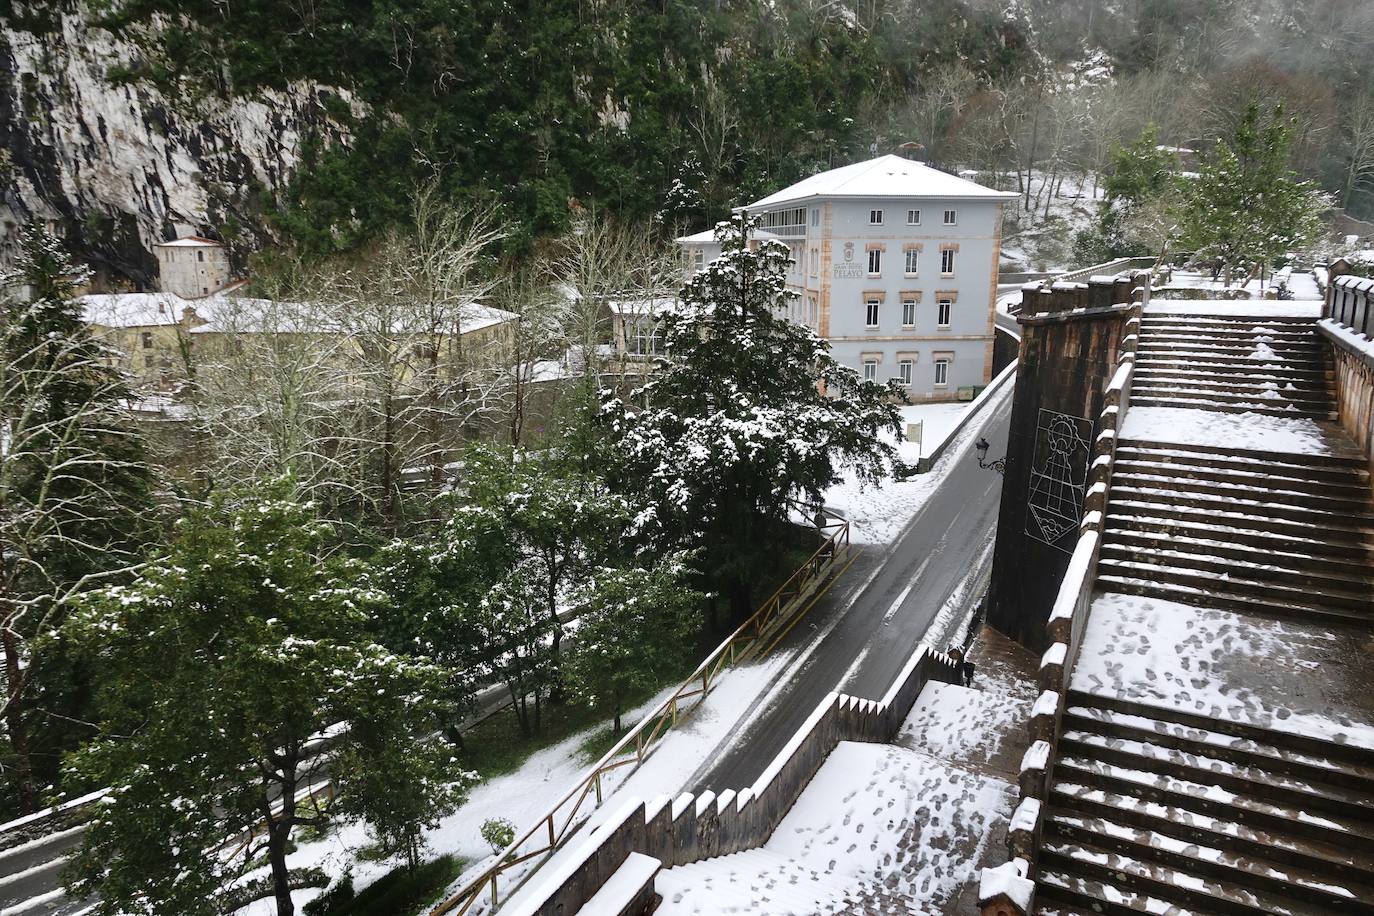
[153,236,231,299]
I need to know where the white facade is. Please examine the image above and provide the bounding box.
[679,156,1014,399]
[154,236,231,299]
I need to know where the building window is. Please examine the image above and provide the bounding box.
[692,248,705,271]
[140,331,153,349]
[863,359,878,382]
[906,209,921,225]
[630,319,664,356]
[867,248,882,275]
[943,209,957,225]
[869,209,884,225]
[810,247,819,277]
[904,248,919,276]
[934,358,950,386]
[808,295,818,326]
[811,208,820,227]
[902,299,916,327]
[937,298,953,327]
[898,359,914,386]
[940,249,955,275]
[761,207,807,231]
[197,250,205,262]
[865,298,880,328]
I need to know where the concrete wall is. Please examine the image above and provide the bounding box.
[516,645,961,916]
[1323,275,1374,477]
[985,273,1148,652]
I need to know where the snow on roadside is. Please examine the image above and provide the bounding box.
[827,385,1007,545]
[1120,405,1332,456]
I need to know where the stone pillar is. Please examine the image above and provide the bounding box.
[984,274,1139,652]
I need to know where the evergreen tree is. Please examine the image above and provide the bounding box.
[62,486,471,916]
[0,223,149,816]
[564,556,703,734]
[600,215,902,619]
[1175,104,1329,286]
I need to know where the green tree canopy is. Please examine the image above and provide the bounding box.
[63,484,471,916]
[600,215,902,617]
[1174,103,1329,285]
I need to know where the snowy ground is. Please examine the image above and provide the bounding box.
[825,377,1011,545]
[998,172,1102,273]
[1073,592,1374,753]
[654,634,1037,916]
[1120,405,1335,456]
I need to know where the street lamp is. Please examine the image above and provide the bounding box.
[975,437,1006,475]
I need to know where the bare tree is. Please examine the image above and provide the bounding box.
[1341,91,1374,209]
[552,209,678,389]
[323,189,505,529]
[0,225,148,814]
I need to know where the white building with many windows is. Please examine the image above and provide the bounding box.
[680,155,1015,400]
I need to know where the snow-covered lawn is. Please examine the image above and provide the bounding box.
[898,401,971,461]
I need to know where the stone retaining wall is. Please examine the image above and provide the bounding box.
[511,645,960,915]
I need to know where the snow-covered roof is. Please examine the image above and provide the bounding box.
[745,155,1017,209]
[607,296,681,316]
[82,293,188,328]
[154,236,222,248]
[85,290,515,335]
[675,228,782,244]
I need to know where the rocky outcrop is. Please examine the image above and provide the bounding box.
[0,6,361,285]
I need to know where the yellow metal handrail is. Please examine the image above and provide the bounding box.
[430,510,851,915]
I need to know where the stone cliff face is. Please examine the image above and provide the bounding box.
[0,8,360,286]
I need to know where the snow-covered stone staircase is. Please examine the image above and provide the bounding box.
[1037,697,1374,915]
[1130,314,1339,419]
[1100,440,1374,625]
[1031,303,1374,916]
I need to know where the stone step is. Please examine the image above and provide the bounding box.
[1097,542,1374,595]
[1141,326,1321,342]
[1110,472,1368,516]
[1141,314,1321,327]
[1132,376,1334,399]
[1138,341,1328,359]
[1102,527,1374,579]
[1053,755,1374,854]
[1133,356,1333,382]
[1064,689,1374,770]
[1044,812,1374,912]
[1127,394,1334,419]
[1134,346,1330,367]
[1104,512,1374,561]
[1036,869,1208,916]
[1113,443,1370,482]
[1109,484,1374,529]
[1039,838,1343,916]
[1115,438,1368,473]
[1096,573,1374,627]
[1107,498,1374,542]
[1061,705,1374,797]
[1049,781,1374,893]
[1131,368,1333,393]
[1058,728,1374,824]
[1129,383,1334,409]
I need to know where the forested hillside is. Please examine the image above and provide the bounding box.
[3,0,1373,281]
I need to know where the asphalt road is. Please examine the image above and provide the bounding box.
[690,386,1014,790]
